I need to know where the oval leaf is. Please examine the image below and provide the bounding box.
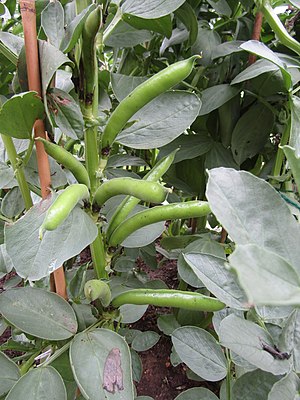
[117,91,201,149]
[184,253,248,309]
[5,367,66,400]
[131,331,160,352]
[175,387,219,400]
[229,244,300,306]
[206,168,300,274]
[219,314,291,375]
[0,287,78,340]
[0,351,20,397]
[121,0,185,19]
[172,326,227,382]
[231,103,275,165]
[70,329,134,399]
[232,369,279,400]
[0,92,44,139]
[199,84,240,116]
[5,194,98,281]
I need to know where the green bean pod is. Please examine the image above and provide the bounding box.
[93,177,170,207]
[112,289,225,312]
[101,56,200,150]
[109,201,211,247]
[106,149,178,239]
[82,6,101,100]
[259,1,300,56]
[40,184,89,237]
[36,138,90,189]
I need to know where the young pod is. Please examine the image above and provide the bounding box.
[109,201,211,247]
[101,56,201,150]
[112,289,225,312]
[39,184,89,238]
[106,149,178,239]
[36,138,90,189]
[93,177,171,207]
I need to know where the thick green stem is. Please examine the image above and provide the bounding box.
[90,227,108,279]
[80,6,107,278]
[20,350,40,375]
[260,1,300,56]
[272,117,291,178]
[84,124,99,194]
[1,134,33,210]
[226,348,232,400]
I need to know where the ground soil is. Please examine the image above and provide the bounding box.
[132,257,219,399]
[0,252,219,400]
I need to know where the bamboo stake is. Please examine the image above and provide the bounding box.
[20,0,67,299]
[248,11,263,65]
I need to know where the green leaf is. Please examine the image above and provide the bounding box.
[0,244,13,279]
[70,329,134,399]
[230,244,300,306]
[280,310,300,373]
[231,103,275,165]
[207,0,232,16]
[41,1,65,48]
[219,314,291,375]
[289,95,300,157]
[122,14,172,38]
[0,92,44,139]
[212,40,244,59]
[175,387,219,400]
[1,187,25,219]
[24,148,67,189]
[119,304,148,324]
[5,194,98,281]
[105,20,153,47]
[39,41,72,96]
[231,59,278,85]
[0,287,77,340]
[46,88,84,139]
[206,168,300,273]
[117,91,201,149]
[205,142,238,169]
[184,253,248,309]
[60,4,96,53]
[158,132,213,164]
[240,40,291,89]
[199,84,240,116]
[282,145,300,192]
[0,162,15,189]
[5,367,67,400]
[232,370,279,400]
[192,23,221,66]
[174,2,198,46]
[0,351,20,397]
[178,238,225,288]
[131,331,160,351]
[172,326,227,381]
[268,372,300,400]
[130,349,142,382]
[121,0,186,19]
[111,74,147,102]
[160,28,189,54]
[157,314,181,336]
[0,32,24,65]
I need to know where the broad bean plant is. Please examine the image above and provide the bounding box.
[0,0,300,399]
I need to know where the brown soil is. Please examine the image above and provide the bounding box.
[132,257,219,400]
